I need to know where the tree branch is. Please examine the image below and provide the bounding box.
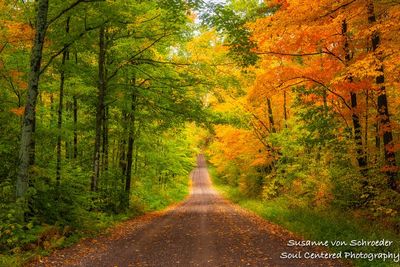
[320,0,357,18]
[40,24,103,75]
[47,0,104,27]
[280,76,352,110]
[107,33,172,81]
[250,120,271,150]
[137,58,192,66]
[256,49,344,63]
[0,42,8,55]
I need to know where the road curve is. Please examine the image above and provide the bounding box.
[34,155,345,267]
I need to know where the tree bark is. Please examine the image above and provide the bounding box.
[102,106,109,171]
[125,86,137,207]
[367,1,399,191]
[73,95,78,159]
[283,91,287,128]
[73,52,78,159]
[119,111,128,175]
[365,89,369,163]
[56,17,70,184]
[266,98,276,133]
[50,93,54,126]
[91,25,106,192]
[342,19,367,171]
[134,139,139,174]
[350,91,367,169]
[16,0,49,198]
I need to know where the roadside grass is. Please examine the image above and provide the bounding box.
[0,175,189,267]
[208,166,400,267]
[132,175,189,213]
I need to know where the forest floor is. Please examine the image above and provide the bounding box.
[28,155,346,267]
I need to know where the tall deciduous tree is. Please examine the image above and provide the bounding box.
[366,0,398,192]
[16,0,49,199]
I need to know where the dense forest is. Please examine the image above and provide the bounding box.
[0,0,399,266]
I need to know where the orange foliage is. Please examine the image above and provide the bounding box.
[209,125,272,173]
[209,0,400,179]
[246,0,400,139]
[10,106,24,116]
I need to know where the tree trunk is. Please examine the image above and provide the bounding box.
[30,112,36,166]
[125,87,137,207]
[119,111,127,175]
[91,25,106,192]
[56,17,70,184]
[16,0,49,198]
[120,136,127,175]
[365,89,369,163]
[73,52,78,159]
[50,93,54,126]
[134,140,139,174]
[267,98,276,133]
[73,95,78,159]
[367,1,399,191]
[350,91,367,170]
[102,106,109,171]
[342,19,367,171]
[283,91,287,128]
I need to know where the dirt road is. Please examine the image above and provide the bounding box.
[34,155,344,267]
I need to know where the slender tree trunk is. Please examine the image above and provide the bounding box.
[267,98,276,133]
[102,106,109,171]
[102,29,110,172]
[367,1,399,191]
[283,91,287,128]
[16,0,49,199]
[65,98,71,160]
[125,88,137,207]
[92,25,106,192]
[342,19,367,171]
[73,52,78,159]
[56,54,66,184]
[120,112,127,175]
[365,89,369,163]
[134,141,139,174]
[120,139,127,175]
[56,17,70,184]
[73,95,78,158]
[50,93,54,125]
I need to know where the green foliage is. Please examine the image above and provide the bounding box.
[132,174,189,212]
[262,177,283,200]
[219,162,241,187]
[238,169,263,197]
[0,203,37,253]
[200,2,261,66]
[291,87,338,148]
[30,172,92,227]
[0,0,205,263]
